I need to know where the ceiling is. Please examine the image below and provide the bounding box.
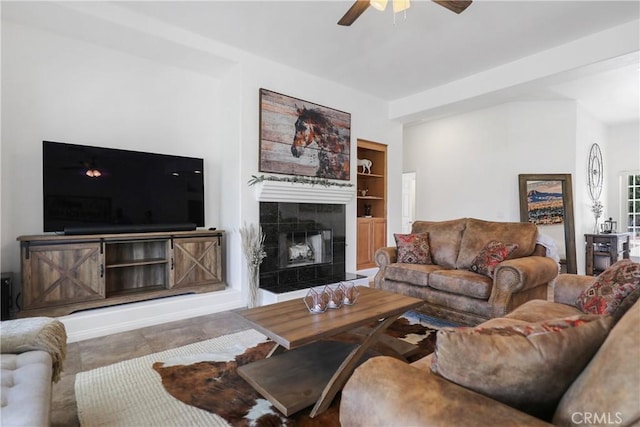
[3,1,639,124]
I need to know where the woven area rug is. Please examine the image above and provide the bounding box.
[76,312,441,427]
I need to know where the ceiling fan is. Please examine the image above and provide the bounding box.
[338,0,472,26]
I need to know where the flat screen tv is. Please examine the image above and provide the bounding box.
[43,141,205,234]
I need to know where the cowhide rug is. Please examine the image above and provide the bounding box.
[152,313,437,427]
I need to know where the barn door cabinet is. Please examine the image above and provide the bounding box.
[17,230,225,317]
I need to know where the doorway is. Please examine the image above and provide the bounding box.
[402,172,416,233]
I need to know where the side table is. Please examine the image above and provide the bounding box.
[584,233,631,276]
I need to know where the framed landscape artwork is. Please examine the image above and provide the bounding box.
[522,179,565,225]
[259,89,351,181]
[518,173,577,274]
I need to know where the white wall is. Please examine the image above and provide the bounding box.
[404,101,577,218]
[575,106,608,225]
[574,106,609,271]
[606,121,640,228]
[1,20,224,271]
[0,17,400,340]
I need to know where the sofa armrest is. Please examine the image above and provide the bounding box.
[373,247,397,289]
[553,273,596,307]
[0,351,53,427]
[0,317,67,382]
[374,246,397,267]
[493,256,558,294]
[340,356,551,427]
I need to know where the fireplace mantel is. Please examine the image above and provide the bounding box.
[254,180,355,204]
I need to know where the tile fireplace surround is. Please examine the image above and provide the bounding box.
[259,202,361,293]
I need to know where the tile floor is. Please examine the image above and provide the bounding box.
[52,310,253,427]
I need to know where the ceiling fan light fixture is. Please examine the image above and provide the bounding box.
[370,0,388,11]
[392,0,410,13]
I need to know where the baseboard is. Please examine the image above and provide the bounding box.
[61,289,243,343]
[356,267,379,284]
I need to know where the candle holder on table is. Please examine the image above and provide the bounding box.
[326,283,346,309]
[304,286,330,313]
[342,282,360,305]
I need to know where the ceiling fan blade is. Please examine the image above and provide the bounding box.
[338,0,371,26]
[432,0,472,14]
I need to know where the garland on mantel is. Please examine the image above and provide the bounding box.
[247,174,354,188]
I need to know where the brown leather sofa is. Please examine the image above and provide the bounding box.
[340,274,640,426]
[374,218,559,325]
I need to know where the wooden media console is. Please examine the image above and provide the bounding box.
[16,230,225,317]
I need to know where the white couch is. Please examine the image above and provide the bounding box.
[1,318,67,427]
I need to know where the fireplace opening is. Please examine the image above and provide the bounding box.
[279,230,333,269]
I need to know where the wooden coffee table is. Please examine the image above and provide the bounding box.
[236,286,423,417]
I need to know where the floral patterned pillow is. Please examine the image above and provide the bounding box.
[576,259,640,316]
[394,232,432,264]
[469,240,519,278]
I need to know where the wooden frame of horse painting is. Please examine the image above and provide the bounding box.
[259,89,351,180]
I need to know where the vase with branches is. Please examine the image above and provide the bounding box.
[591,200,603,234]
[239,223,267,308]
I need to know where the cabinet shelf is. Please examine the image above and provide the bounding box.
[106,258,169,269]
[357,172,384,179]
[593,251,612,257]
[357,196,384,200]
[107,285,166,298]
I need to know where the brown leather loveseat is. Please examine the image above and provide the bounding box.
[374,218,559,325]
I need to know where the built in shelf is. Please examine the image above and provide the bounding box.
[357,173,384,178]
[356,139,387,270]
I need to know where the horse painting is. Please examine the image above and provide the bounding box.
[259,89,351,180]
[291,106,350,180]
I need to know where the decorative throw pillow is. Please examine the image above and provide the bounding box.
[431,315,613,420]
[575,259,640,317]
[394,232,432,264]
[469,240,519,278]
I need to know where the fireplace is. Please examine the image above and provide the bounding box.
[279,229,332,269]
[259,202,359,293]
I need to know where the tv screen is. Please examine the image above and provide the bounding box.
[43,141,205,234]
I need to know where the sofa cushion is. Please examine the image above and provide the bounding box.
[394,232,432,264]
[411,219,467,269]
[612,287,640,322]
[503,299,583,323]
[456,218,538,270]
[0,317,67,382]
[428,270,493,300]
[385,263,442,287]
[553,300,640,427]
[575,259,640,317]
[469,240,519,278]
[1,351,53,427]
[431,314,613,420]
